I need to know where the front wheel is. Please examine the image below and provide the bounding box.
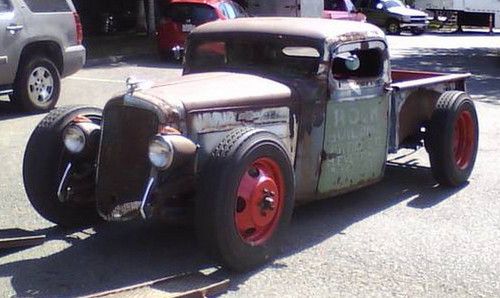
[411,27,425,35]
[12,56,61,113]
[23,106,103,227]
[386,20,401,35]
[195,128,295,271]
[426,91,479,187]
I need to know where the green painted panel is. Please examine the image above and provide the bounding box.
[318,95,389,194]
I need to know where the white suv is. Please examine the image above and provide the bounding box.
[0,0,85,112]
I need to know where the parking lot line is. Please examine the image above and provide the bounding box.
[66,76,123,83]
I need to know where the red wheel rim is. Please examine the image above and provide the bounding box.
[234,157,285,246]
[453,110,475,170]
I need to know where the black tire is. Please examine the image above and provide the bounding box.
[426,91,479,187]
[12,56,61,113]
[195,128,295,271]
[386,19,401,35]
[411,27,425,35]
[23,105,103,227]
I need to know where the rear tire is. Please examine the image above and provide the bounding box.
[426,91,479,187]
[12,56,61,113]
[195,128,295,271]
[23,106,103,227]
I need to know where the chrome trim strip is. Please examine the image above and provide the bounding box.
[140,177,155,219]
[57,163,72,202]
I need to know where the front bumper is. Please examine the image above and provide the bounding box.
[400,21,429,29]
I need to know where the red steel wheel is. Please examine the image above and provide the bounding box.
[195,128,294,271]
[453,110,475,170]
[235,157,285,246]
[428,91,479,187]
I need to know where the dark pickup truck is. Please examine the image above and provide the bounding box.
[23,18,478,271]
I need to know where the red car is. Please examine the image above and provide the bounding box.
[157,0,247,59]
[323,0,367,22]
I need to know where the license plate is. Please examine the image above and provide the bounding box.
[182,24,195,32]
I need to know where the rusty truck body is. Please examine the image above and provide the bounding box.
[23,17,479,271]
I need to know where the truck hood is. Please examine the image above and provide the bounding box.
[135,72,293,113]
[387,6,427,17]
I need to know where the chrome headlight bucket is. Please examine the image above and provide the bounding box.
[148,136,174,170]
[148,134,197,171]
[63,126,86,154]
[63,122,101,155]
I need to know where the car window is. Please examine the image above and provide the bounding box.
[164,3,217,25]
[222,3,237,19]
[331,41,386,80]
[0,0,12,12]
[324,0,347,11]
[24,0,71,12]
[229,2,247,17]
[356,0,370,8]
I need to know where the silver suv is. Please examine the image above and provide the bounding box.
[0,0,85,112]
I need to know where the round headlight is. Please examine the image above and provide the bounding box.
[63,126,86,154]
[148,136,174,170]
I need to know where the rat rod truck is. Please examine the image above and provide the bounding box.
[23,18,478,271]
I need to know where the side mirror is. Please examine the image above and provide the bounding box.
[336,52,360,71]
[376,3,384,9]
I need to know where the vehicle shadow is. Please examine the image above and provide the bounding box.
[0,163,463,297]
[391,47,500,103]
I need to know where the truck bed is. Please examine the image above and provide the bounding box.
[388,69,471,153]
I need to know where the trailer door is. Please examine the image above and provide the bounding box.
[246,0,299,16]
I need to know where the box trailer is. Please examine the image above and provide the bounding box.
[414,0,500,30]
[245,0,324,17]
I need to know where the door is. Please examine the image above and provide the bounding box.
[0,0,23,86]
[358,0,386,26]
[317,40,390,195]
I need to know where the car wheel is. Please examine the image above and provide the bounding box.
[23,105,103,227]
[195,128,295,271]
[386,20,401,35]
[426,91,479,187]
[12,56,61,113]
[411,27,425,35]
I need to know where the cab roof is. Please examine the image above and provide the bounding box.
[191,17,385,42]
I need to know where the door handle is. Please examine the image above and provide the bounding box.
[6,24,24,33]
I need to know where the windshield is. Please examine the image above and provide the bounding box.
[185,37,322,78]
[381,0,405,8]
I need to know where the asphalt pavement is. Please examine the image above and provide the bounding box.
[0,32,499,297]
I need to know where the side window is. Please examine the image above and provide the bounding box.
[219,3,229,18]
[24,0,71,13]
[330,41,386,81]
[0,0,12,12]
[369,0,380,9]
[231,2,247,17]
[357,0,370,8]
[331,48,384,80]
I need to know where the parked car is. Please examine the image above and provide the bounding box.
[0,0,85,112]
[355,0,429,34]
[156,0,247,60]
[323,0,366,22]
[23,17,479,271]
